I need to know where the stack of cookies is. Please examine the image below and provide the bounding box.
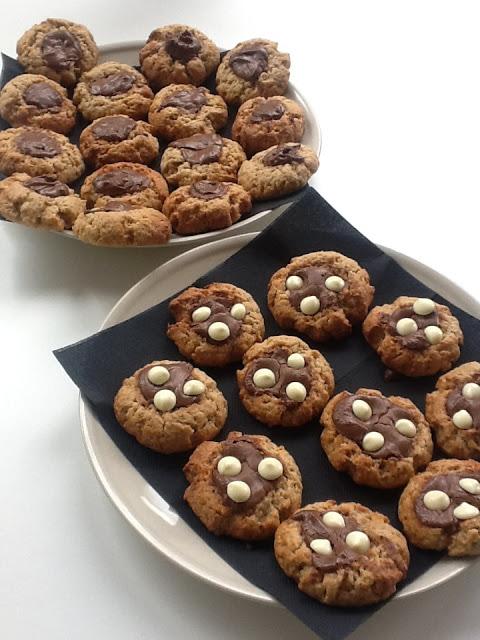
[0,19,319,246]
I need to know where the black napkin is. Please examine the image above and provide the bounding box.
[54,187,480,640]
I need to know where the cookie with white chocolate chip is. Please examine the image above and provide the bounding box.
[425,362,480,459]
[363,296,463,377]
[320,388,433,489]
[274,500,409,606]
[268,251,374,342]
[167,283,265,367]
[237,335,334,428]
[398,459,480,556]
[113,359,227,454]
[183,431,302,540]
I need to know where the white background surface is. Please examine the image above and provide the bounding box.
[1,2,479,639]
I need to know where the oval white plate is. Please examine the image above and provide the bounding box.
[58,41,321,248]
[80,233,480,604]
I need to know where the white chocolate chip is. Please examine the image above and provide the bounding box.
[362,431,385,452]
[257,457,283,480]
[310,539,333,555]
[147,365,170,386]
[345,531,370,554]
[396,317,418,336]
[322,511,345,528]
[300,295,320,315]
[423,490,451,511]
[153,389,176,412]
[286,275,303,291]
[207,321,230,342]
[226,480,251,503]
[453,409,473,429]
[252,367,276,389]
[462,382,480,400]
[192,306,211,322]
[394,418,417,438]
[352,399,372,421]
[453,502,480,520]
[285,381,307,402]
[325,275,345,292]
[459,478,480,495]
[230,303,247,320]
[217,456,242,476]
[424,325,443,345]
[183,379,205,396]
[287,353,305,369]
[413,298,435,316]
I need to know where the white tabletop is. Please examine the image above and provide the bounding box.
[1,2,479,639]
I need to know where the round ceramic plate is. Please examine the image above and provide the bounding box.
[80,232,480,604]
[56,41,321,247]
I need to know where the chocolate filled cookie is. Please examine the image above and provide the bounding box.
[114,359,227,453]
[268,251,374,342]
[0,74,76,134]
[139,24,220,90]
[80,162,168,209]
[237,335,334,428]
[162,181,251,235]
[167,282,265,367]
[148,84,228,141]
[232,96,305,156]
[238,142,318,200]
[0,172,84,231]
[79,116,159,168]
[398,459,480,556]
[321,388,433,489]
[363,296,463,377]
[73,62,154,121]
[73,200,171,247]
[0,126,84,183]
[274,501,409,607]
[16,18,98,87]
[160,133,246,187]
[425,362,480,459]
[216,38,290,105]
[184,431,302,540]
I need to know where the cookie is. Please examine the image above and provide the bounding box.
[16,18,98,87]
[139,24,220,90]
[162,181,251,235]
[232,96,305,156]
[425,362,480,459]
[184,431,302,540]
[0,126,84,183]
[73,200,171,246]
[167,282,265,367]
[148,84,228,141]
[160,133,246,188]
[80,162,168,209]
[238,143,318,200]
[0,172,84,231]
[79,116,159,168]
[73,62,154,121]
[363,296,463,377]
[274,501,409,607]
[398,459,480,556]
[0,74,76,134]
[113,359,227,453]
[237,335,335,428]
[216,39,290,105]
[321,388,433,489]
[268,251,374,342]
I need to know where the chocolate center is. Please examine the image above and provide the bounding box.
[250,99,285,123]
[244,348,311,402]
[15,130,61,158]
[90,73,135,97]
[165,30,201,63]
[229,46,268,81]
[388,306,440,350]
[191,297,242,343]
[160,87,207,113]
[446,379,480,431]
[41,30,82,71]
[137,362,200,409]
[91,116,136,142]
[288,266,339,311]
[25,175,69,197]
[93,169,150,197]
[88,201,135,213]
[170,133,223,164]
[189,181,228,200]
[263,143,304,166]
[415,473,480,530]
[23,82,62,110]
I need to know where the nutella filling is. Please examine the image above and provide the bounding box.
[446,379,480,431]
[91,116,136,142]
[229,46,268,81]
[93,169,150,197]
[191,297,242,343]
[160,87,207,113]
[41,30,82,71]
[87,201,135,213]
[333,392,415,458]
[263,143,304,166]
[138,362,199,408]
[288,266,339,311]
[25,175,69,197]
[23,82,62,110]
[90,73,135,97]
[189,181,228,200]
[388,306,440,350]
[170,133,223,164]
[15,130,61,158]
[250,99,285,123]
[165,30,201,63]
[415,473,480,530]
[244,348,311,402]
